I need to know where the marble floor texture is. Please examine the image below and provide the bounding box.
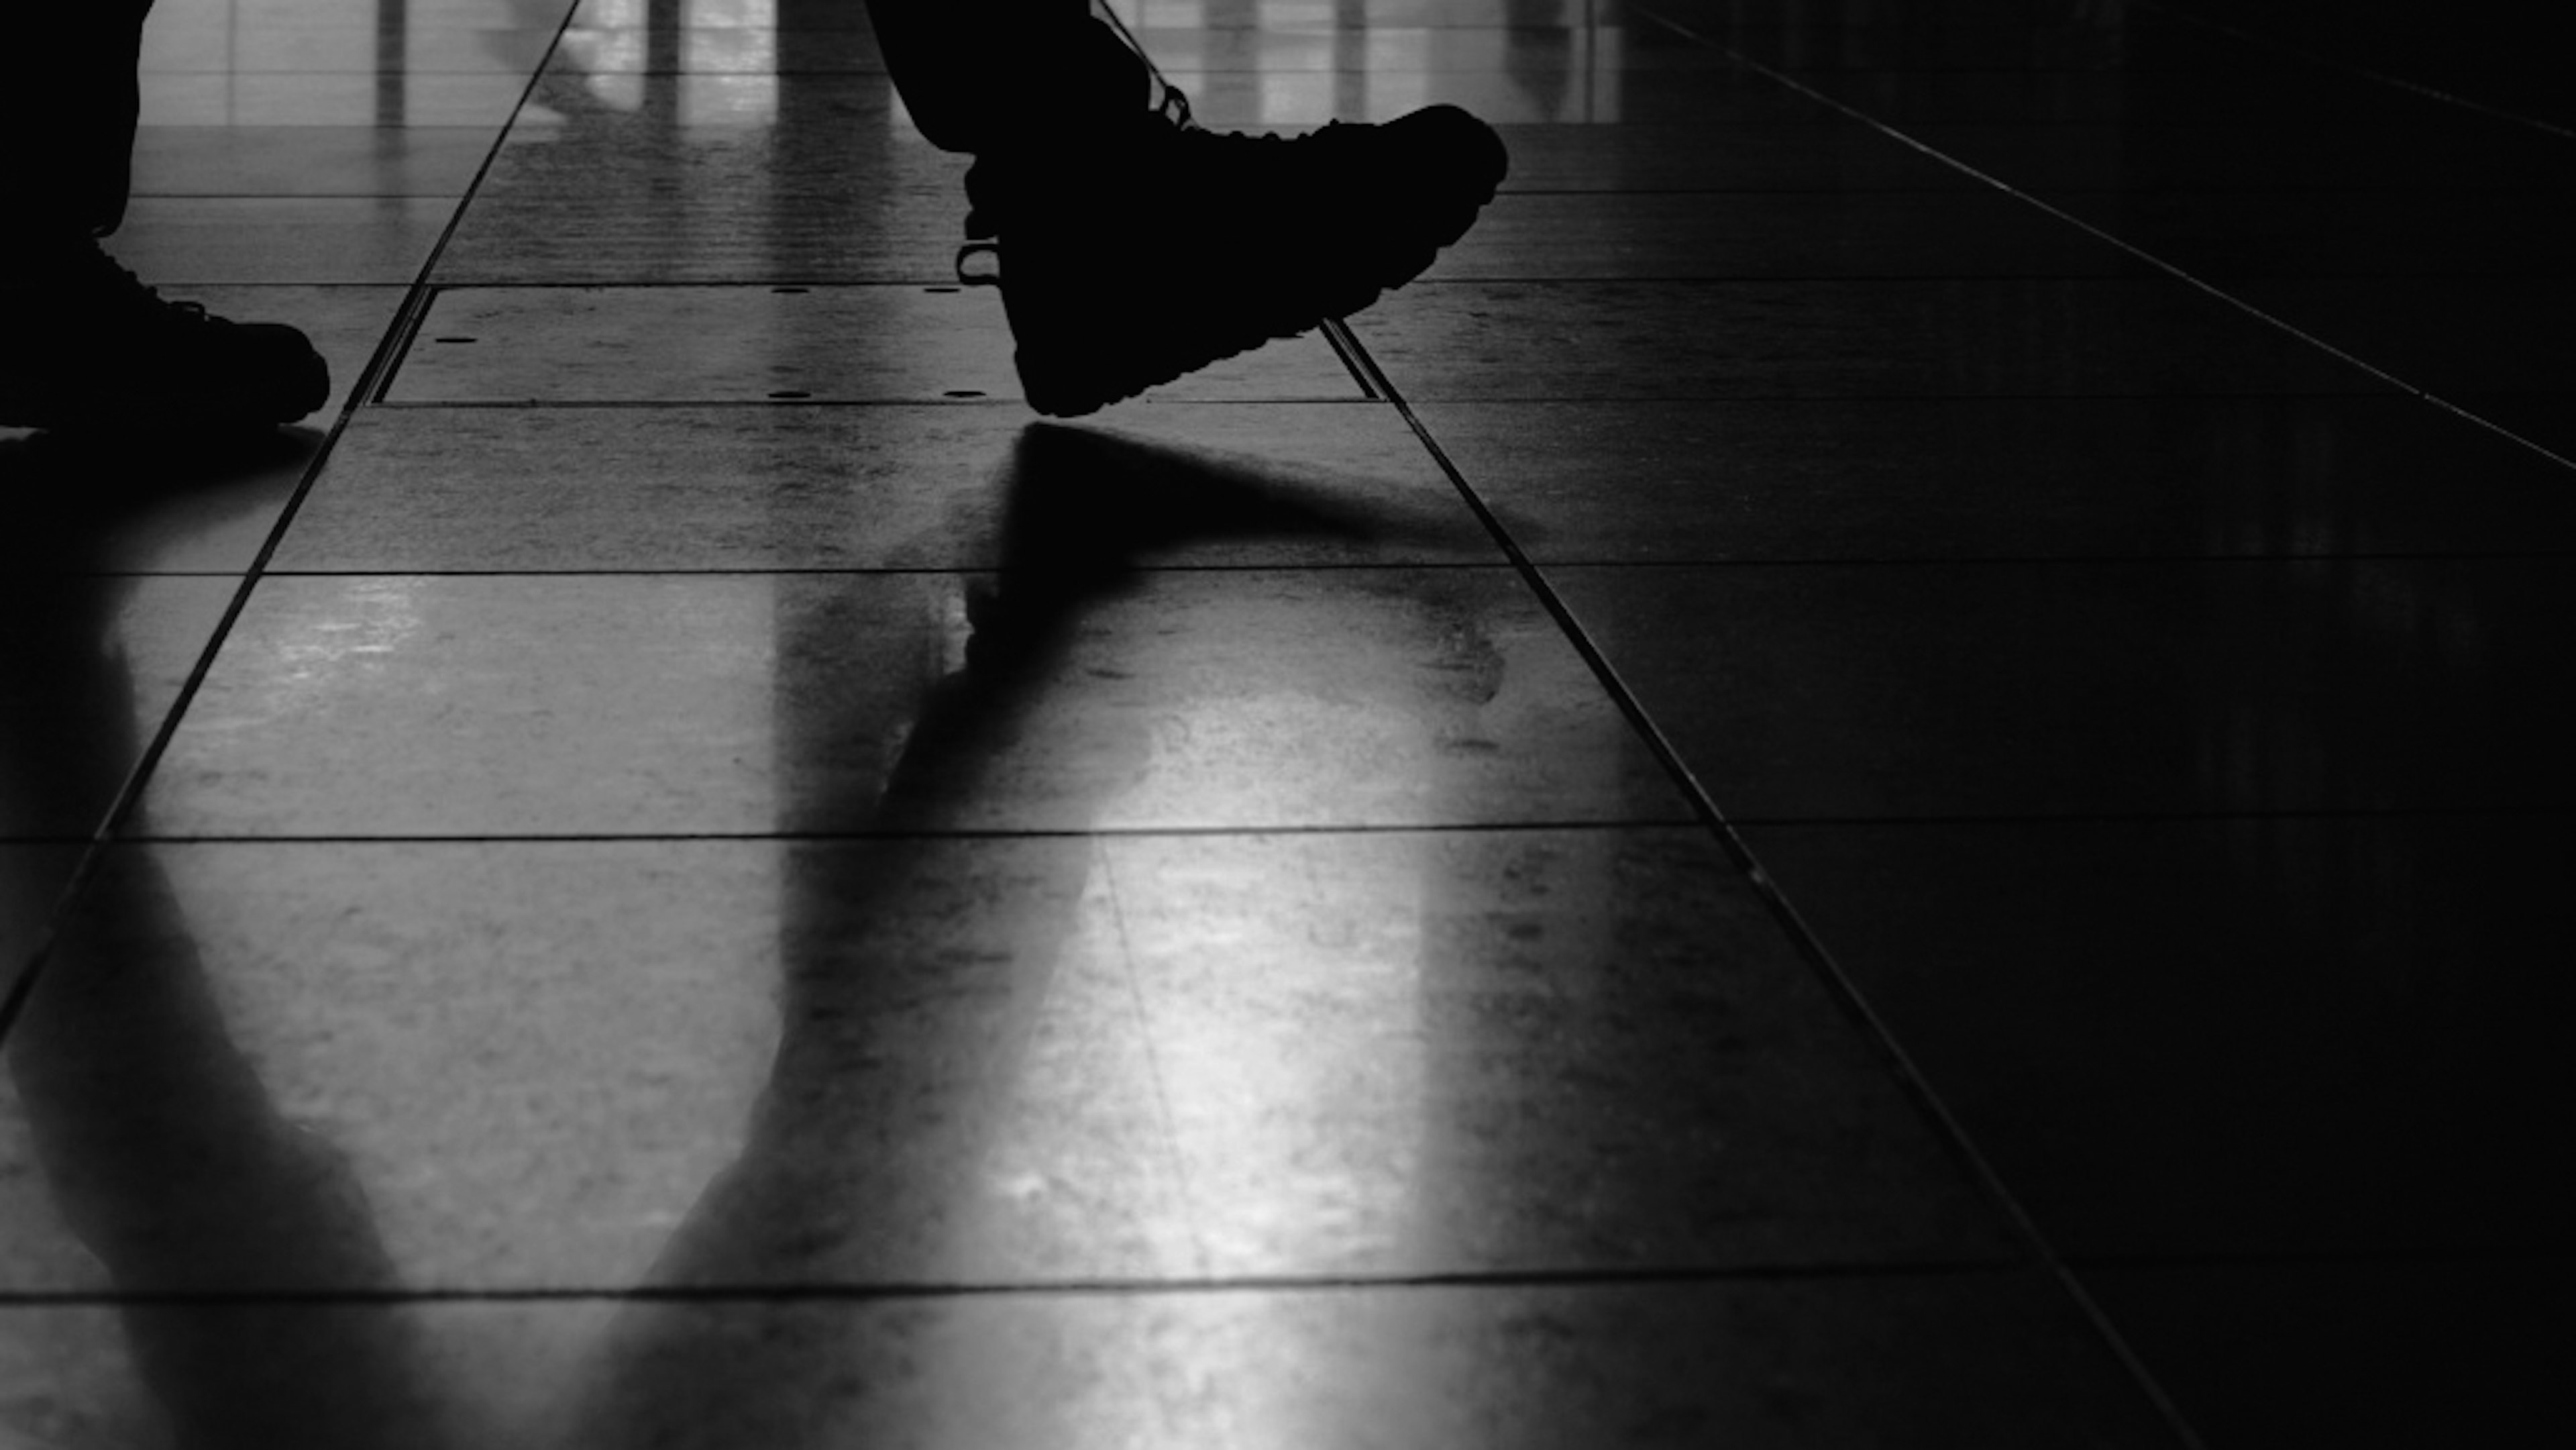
[4,0,2571,1445]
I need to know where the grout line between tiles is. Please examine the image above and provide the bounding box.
[2068,1245,2576,1274]
[365,397,1390,409]
[1499,550,2576,566]
[1334,317,2216,1450]
[0,1254,2026,1311]
[2133,0,2576,142]
[98,819,1709,847]
[1091,843,1219,1282]
[46,544,2576,578]
[84,800,2569,850]
[0,5,589,1051]
[243,562,1525,578]
[83,812,2568,854]
[1634,5,2576,480]
[360,385,2435,409]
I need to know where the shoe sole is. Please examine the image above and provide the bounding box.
[0,347,330,433]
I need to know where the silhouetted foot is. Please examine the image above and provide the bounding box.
[0,241,331,433]
[960,99,1508,417]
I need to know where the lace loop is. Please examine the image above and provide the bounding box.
[955,241,1002,287]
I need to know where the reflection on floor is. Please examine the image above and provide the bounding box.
[5,1,2571,1445]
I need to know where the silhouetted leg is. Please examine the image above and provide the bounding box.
[0,0,152,262]
[859,0,1152,154]
[555,444,1150,1450]
[856,0,1511,417]
[0,568,455,1450]
[0,0,331,432]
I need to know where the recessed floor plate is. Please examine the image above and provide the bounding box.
[385,286,1368,406]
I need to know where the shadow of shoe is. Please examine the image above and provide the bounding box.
[961,419,1468,658]
[0,424,323,576]
[3,422,465,1449]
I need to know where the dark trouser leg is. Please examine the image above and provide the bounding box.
[859,0,1150,155]
[0,0,156,258]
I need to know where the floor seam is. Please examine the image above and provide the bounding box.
[1635,5,2576,479]
[2134,0,2576,142]
[0,1255,2038,1310]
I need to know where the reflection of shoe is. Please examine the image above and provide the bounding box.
[0,242,331,432]
[960,99,1508,417]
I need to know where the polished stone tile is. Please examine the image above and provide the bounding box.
[0,847,84,1002]
[151,0,566,35]
[141,570,1686,837]
[384,287,1364,404]
[2081,1258,2576,1447]
[450,117,972,274]
[1672,11,2214,72]
[435,191,962,285]
[1105,828,2008,1272]
[480,114,972,206]
[0,578,239,841]
[0,835,1191,1292]
[1740,813,2576,1258]
[1162,66,1828,126]
[567,0,874,28]
[436,141,966,282]
[1492,121,1957,191]
[2448,392,2576,466]
[2042,186,2576,281]
[1434,190,2133,280]
[1411,397,2576,561]
[2215,283,2576,466]
[2229,278,2576,399]
[1350,280,2387,401]
[277,404,1493,572]
[102,198,451,286]
[0,1274,2183,1450]
[2220,13,2575,130]
[1898,121,2576,193]
[131,127,496,199]
[519,65,904,128]
[1126,0,1648,28]
[1133,23,1733,73]
[0,1300,464,1450]
[549,23,891,76]
[0,427,320,576]
[138,73,536,129]
[0,828,2003,1291]
[2345,59,2576,132]
[139,20,564,75]
[1545,560,2576,819]
[1788,66,2457,127]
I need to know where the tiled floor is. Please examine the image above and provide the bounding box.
[4,1,2571,1445]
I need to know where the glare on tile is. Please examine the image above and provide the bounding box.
[226,577,429,716]
[685,0,777,31]
[558,8,648,100]
[1113,833,1438,1266]
[887,81,926,144]
[685,16,780,75]
[1258,70,1335,127]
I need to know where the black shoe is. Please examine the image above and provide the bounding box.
[959,98,1508,417]
[0,242,331,432]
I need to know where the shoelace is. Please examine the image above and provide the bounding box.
[955,241,1001,287]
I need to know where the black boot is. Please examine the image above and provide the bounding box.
[1,238,331,433]
[959,93,1508,417]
